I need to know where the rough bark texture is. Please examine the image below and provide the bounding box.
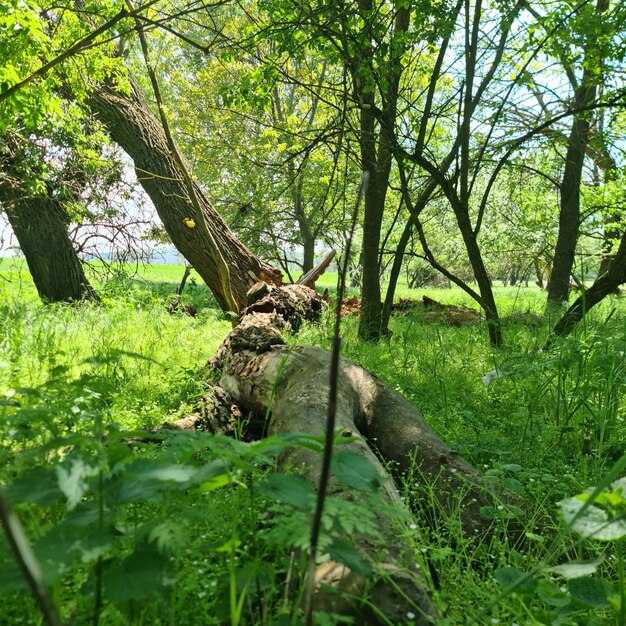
[88,80,282,311]
[454,205,502,346]
[216,284,436,624]
[356,6,410,343]
[2,195,99,303]
[0,148,99,304]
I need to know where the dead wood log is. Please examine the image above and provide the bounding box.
[209,283,527,623]
[296,249,336,288]
[220,343,437,624]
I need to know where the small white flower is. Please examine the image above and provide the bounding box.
[407,612,416,620]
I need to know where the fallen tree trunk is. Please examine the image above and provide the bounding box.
[207,283,525,623]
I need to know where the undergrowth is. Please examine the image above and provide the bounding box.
[1,265,625,625]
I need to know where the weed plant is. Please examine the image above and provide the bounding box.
[1,265,625,625]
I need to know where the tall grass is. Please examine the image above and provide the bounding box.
[1,265,625,625]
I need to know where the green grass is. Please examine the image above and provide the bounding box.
[1,261,625,625]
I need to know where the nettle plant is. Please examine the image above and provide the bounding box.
[495,459,626,626]
[0,376,386,624]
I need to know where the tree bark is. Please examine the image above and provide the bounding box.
[357,5,410,342]
[87,80,282,312]
[211,282,526,622]
[2,195,100,303]
[0,147,100,304]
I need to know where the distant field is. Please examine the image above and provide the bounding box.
[0,256,562,316]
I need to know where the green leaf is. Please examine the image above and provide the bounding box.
[0,557,27,593]
[328,538,371,577]
[192,473,234,494]
[331,451,385,493]
[567,577,611,608]
[126,459,196,483]
[235,560,274,593]
[502,477,524,494]
[56,458,100,509]
[536,579,571,607]
[548,560,601,579]
[501,464,522,472]
[103,545,175,604]
[257,473,315,508]
[215,538,241,553]
[5,468,62,505]
[559,496,626,540]
[494,567,537,594]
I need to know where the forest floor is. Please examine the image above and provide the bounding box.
[0,258,624,625]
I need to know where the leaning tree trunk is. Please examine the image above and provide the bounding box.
[0,175,99,304]
[550,230,626,341]
[87,80,282,312]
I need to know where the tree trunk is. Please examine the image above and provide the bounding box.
[547,0,609,306]
[0,156,99,304]
[87,80,282,312]
[357,5,410,342]
[381,215,413,333]
[2,197,100,303]
[290,171,316,274]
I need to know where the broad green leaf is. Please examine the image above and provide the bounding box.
[502,477,524,494]
[235,560,274,593]
[193,473,234,494]
[331,451,385,493]
[559,496,626,540]
[536,579,571,607]
[328,538,371,577]
[548,560,601,579]
[494,567,537,594]
[56,458,100,509]
[126,459,196,483]
[145,521,187,554]
[103,546,175,604]
[35,523,116,584]
[5,468,62,505]
[501,464,522,472]
[0,558,26,593]
[257,473,315,508]
[105,474,165,504]
[567,577,611,608]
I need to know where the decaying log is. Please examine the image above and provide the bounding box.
[209,283,524,623]
[220,345,437,624]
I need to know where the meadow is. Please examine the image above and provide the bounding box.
[1,258,625,625]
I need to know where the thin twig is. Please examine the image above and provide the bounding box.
[0,486,63,626]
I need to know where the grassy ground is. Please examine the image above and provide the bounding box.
[0,261,624,625]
